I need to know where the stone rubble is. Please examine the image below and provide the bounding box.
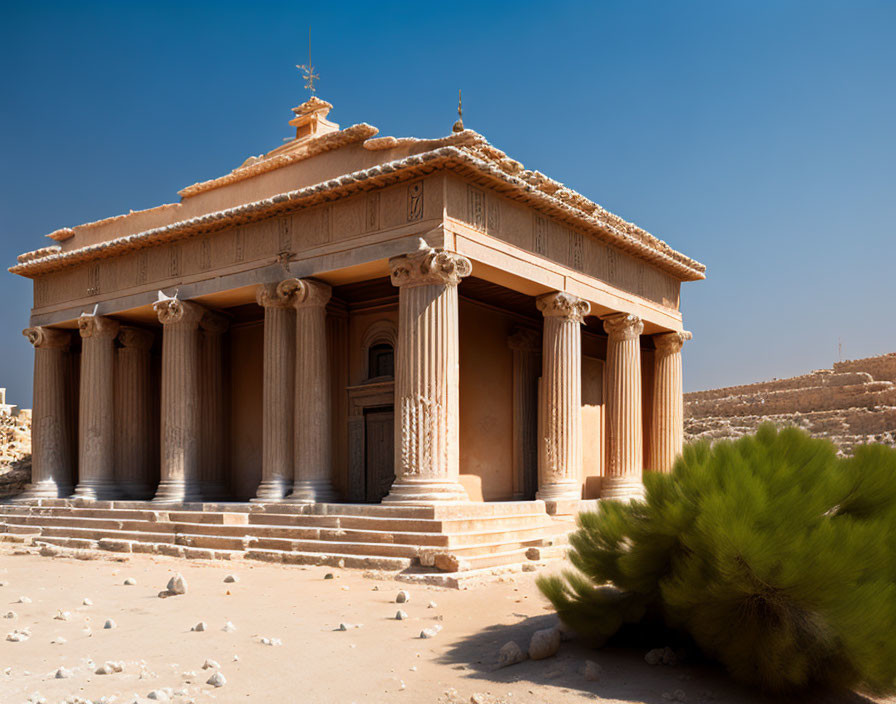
[528,627,561,660]
[395,590,410,603]
[497,640,526,668]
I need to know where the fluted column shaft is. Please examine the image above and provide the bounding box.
[153,298,205,502]
[288,279,336,503]
[384,246,471,504]
[648,331,691,473]
[199,313,229,500]
[254,282,296,501]
[602,313,645,500]
[115,327,155,498]
[74,314,120,499]
[509,328,541,500]
[22,327,73,498]
[536,292,590,501]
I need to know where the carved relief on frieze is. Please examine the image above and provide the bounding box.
[234,228,245,262]
[486,196,501,235]
[86,264,100,296]
[407,181,424,222]
[570,231,584,271]
[34,278,49,307]
[365,192,380,232]
[468,186,485,230]
[534,215,548,255]
[168,246,180,278]
[136,251,148,285]
[199,238,212,270]
[277,217,291,253]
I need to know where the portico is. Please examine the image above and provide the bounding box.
[11,95,705,517]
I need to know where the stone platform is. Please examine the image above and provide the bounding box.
[0,499,578,586]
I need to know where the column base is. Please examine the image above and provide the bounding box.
[252,478,292,502]
[72,480,121,501]
[600,477,646,502]
[152,480,204,503]
[17,480,69,500]
[287,480,339,504]
[117,482,156,501]
[535,481,581,502]
[382,478,469,505]
[200,481,230,502]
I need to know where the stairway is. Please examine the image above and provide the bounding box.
[0,499,573,579]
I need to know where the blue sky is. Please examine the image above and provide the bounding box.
[1,1,894,406]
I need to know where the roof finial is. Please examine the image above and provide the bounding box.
[297,28,319,95]
[452,89,464,133]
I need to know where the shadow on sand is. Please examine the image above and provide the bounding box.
[437,614,883,704]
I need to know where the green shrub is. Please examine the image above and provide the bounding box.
[538,424,896,694]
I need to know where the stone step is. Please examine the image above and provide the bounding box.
[243,548,412,571]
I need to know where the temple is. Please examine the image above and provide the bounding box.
[2,94,705,575]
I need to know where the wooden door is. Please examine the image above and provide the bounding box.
[364,407,395,502]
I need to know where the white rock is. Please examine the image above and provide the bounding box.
[6,631,28,642]
[583,660,602,681]
[104,619,117,629]
[206,671,226,687]
[419,627,440,639]
[395,610,408,620]
[222,621,236,632]
[54,610,71,621]
[223,575,238,583]
[146,691,169,701]
[166,574,187,595]
[55,667,73,679]
[52,636,66,644]
[528,627,562,660]
[82,598,93,606]
[201,659,220,670]
[123,578,136,586]
[428,601,437,609]
[17,596,31,603]
[497,641,526,668]
[259,636,282,646]
[191,622,207,632]
[337,623,349,631]
[395,590,410,604]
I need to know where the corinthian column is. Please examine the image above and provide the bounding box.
[508,327,541,500]
[602,313,645,501]
[535,292,590,501]
[153,297,204,502]
[73,314,120,500]
[199,312,230,500]
[115,327,155,499]
[648,331,692,473]
[22,327,73,498]
[383,245,471,504]
[287,279,336,503]
[254,281,296,501]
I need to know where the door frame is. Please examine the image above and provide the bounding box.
[346,380,394,502]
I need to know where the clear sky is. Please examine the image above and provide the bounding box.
[1,1,894,407]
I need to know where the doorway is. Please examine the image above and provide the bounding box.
[363,406,394,502]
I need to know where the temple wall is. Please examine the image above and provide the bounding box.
[685,353,896,454]
[229,322,264,500]
[458,300,515,501]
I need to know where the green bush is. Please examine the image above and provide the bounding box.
[538,424,896,694]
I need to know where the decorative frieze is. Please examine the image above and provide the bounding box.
[407,181,424,221]
[602,312,645,500]
[384,245,471,503]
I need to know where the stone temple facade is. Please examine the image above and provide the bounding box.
[1,95,704,575]
[685,353,896,454]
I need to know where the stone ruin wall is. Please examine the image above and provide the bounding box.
[684,353,896,455]
[0,399,32,498]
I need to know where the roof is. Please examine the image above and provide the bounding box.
[10,99,706,282]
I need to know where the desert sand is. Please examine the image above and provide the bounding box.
[0,542,890,704]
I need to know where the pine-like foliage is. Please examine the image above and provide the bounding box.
[538,424,896,694]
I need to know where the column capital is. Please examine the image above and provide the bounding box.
[200,310,230,335]
[154,297,205,326]
[654,330,692,355]
[507,327,541,352]
[536,292,590,323]
[78,314,120,340]
[23,326,70,349]
[389,246,472,288]
[256,281,297,308]
[293,279,332,309]
[118,326,154,351]
[602,312,643,341]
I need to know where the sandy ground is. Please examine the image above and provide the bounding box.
[0,543,891,704]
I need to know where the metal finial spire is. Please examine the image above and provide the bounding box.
[297,29,319,95]
[452,89,464,133]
